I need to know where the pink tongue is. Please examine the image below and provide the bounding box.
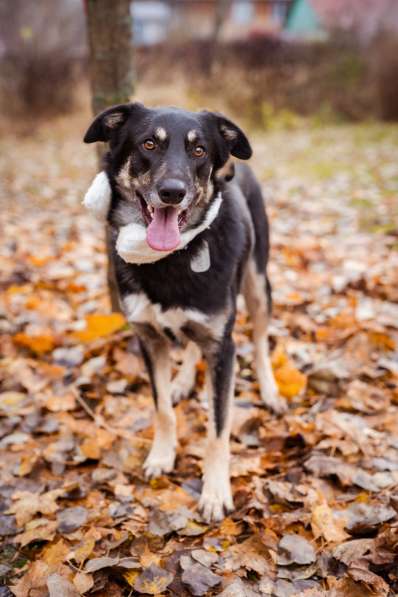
[146,207,181,251]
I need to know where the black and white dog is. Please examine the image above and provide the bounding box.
[83,103,287,521]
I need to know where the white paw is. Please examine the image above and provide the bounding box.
[259,376,288,415]
[199,479,234,523]
[262,391,288,415]
[143,449,176,479]
[171,379,194,404]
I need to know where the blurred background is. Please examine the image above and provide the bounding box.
[1,0,398,127]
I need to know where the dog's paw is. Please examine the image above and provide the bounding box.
[143,450,175,479]
[171,379,193,405]
[263,392,288,415]
[199,479,234,523]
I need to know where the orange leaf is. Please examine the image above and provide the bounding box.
[13,332,55,354]
[73,313,126,343]
[273,348,307,399]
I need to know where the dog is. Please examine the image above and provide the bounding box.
[83,103,287,522]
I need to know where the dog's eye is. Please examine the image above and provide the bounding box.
[143,139,156,151]
[193,145,206,158]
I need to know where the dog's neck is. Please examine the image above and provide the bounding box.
[82,170,224,266]
[116,193,222,265]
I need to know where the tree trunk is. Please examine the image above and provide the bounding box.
[85,0,134,311]
[207,0,230,75]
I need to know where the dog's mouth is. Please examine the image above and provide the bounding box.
[138,192,188,252]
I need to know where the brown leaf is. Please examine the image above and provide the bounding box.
[344,502,396,535]
[73,572,94,594]
[9,488,64,526]
[15,518,57,547]
[277,534,316,566]
[47,573,80,597]
[57,506,88,534]
[311,503,349,543]
[348,565,390,597]
[11,560,49,597]
[305,454,379,491]
[181,561,221,596]
[134,564,174,595]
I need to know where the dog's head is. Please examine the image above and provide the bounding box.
[84,103,252,252]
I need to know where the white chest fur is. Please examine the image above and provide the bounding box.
[123,293,208,337]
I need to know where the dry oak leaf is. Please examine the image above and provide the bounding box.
[333,539,374,566]
[311,502,349,543]
[47,573,80,597]
[73,572,94,595]
[344,502,396,534]
[218,579,260,597]
[85,556,140,573]
[277,534,316,566]
[69,536,96,565]
[348,565,390,597]
[134,564,174,595]
[42,539,71,571]
[181,561,221,596]
[305,453,379,491]
[57,506,88,534]
[73,313,126,343]
[16,518,57,547]
[11,559,49,597]
[224,535,272,575]
[9,488,64,526]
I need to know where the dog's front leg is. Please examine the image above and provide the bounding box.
[138,331,177,478]
[199,330,235,522]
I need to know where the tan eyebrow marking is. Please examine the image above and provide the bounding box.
[155,127,167,141]
[187,129,198,143]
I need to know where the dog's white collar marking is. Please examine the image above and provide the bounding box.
[116,194,222,265]
[82,170,222,266]
[82,171,111,220]
[190,240,210,273]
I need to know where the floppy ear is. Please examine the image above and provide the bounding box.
[83,102,144,144]
[204,111,252,161]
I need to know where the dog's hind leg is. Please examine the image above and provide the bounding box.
[198,322,235,522]
[171,341,201,404]
[137,328,177,478]
[243,260,287,414]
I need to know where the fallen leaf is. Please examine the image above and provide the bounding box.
[13,332,56,354]
[73,572,94,594]
[305,454,379,491]
[57,506,88,534]
[181,560,221,596]
[277,534,316,565]
[73,313,126,343]
[9,489,64,526]
[134,564,174,595]
[17,518,57,547]
[311,503,349,543]
[47,573,79,597]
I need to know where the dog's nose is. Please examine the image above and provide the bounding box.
[158,179,187,205]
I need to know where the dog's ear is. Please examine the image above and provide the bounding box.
[83,102,144,144]
[203,111,252,162]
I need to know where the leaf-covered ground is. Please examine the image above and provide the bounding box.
[1,115,398,597]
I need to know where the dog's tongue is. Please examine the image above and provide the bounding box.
[146,206,181,251]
